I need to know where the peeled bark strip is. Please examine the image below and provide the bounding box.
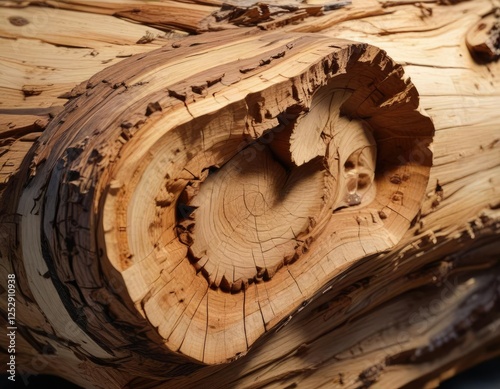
[1,0,360,33]
[1,0,218,34]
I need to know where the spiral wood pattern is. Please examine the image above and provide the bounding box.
[16,29,434,365]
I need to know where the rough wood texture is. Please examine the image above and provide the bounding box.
[0,1,499,388]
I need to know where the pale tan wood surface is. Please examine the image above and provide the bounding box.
[0,1,499,388]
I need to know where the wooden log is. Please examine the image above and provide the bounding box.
[0,1,499,388]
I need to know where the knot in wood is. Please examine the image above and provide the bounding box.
[184,143,325,293]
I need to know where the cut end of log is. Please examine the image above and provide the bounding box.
[15,30,434,366]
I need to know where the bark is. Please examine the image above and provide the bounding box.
[0,1,499,388]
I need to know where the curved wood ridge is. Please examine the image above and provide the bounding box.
[14,29,434,366]
[466,10,500,63]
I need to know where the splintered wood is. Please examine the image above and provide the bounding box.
[186,90,379,293]
[5,28,432,366]
[0,1,499,389]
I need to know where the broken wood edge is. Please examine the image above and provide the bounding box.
[466,10,500,63]
[123,216,500,388]
[7,29,435,369]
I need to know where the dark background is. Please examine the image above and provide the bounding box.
[2,356,500,388]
